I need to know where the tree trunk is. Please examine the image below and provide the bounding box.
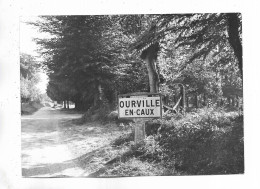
[173,95,178,111]
[64,101,67,109]
[163,95,169,105]
[93,95,97,107]
[67,101,69,109]
[141,43,160,93]
[203,93,207,106]
[232,97,236,107]
[173,95,176,104]
[144,56,159,93]
[228,97,231,106]
[195,93,198,108]
[220,98,224,106]
[227,13,243,78]
[236,95,239,107]
[75,101,79,110]
[98,82,103,101]
[198,94,201,108]
[114,90,118,107]
[179,84,185,114]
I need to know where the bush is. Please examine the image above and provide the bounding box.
[21,101,44,115]
[81,100,111,122]
[112,131,134,146]
[155,107,244,174]
[128,107,244,175]
[106,107,243,175]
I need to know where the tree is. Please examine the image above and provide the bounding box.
[131,13,242,79]
[20,53,40,79]
[128,13,242,112]
[30,14,242,113]
[32,16,115,108]
[32,15,151,110]
[157,33,242,109]
[20,53,41,103]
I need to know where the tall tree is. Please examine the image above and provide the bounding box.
[33,16,116,109]
[32,15,151,110]
[130,13,243,78]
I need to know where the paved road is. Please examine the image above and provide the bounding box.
[21,106,124,177]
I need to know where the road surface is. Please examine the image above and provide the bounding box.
[21,107,124,177]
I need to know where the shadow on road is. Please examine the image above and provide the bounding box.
[22,146,111,177]
[21,107,131,177]
[22,161,75,177]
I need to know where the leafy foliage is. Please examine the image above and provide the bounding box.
[32,15,151,110]
[145,108,243,174]
[131,13,242,77]
[20,53,42,103]
[105,107,243,176]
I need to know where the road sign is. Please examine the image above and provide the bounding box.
[118,93,162,118]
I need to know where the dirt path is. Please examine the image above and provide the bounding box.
[21,107,128,177]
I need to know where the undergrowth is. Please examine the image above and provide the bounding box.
[106,107,244,176]
[81,100,111,123]
[21,101,44,115]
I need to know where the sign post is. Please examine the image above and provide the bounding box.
[133,118,146,144]
[118,93,162,144]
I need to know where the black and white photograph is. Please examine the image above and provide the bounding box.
[1,0,260,188]
[20,13,244,177]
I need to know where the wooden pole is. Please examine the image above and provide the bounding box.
[182,84,185,115]
[134,118,147,144]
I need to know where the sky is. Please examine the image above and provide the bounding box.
[20,16,49,94]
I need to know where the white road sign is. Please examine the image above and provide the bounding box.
[118,95,162,118]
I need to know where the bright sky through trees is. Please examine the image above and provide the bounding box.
[20,16,48,94]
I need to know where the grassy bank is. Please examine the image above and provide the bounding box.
[97,107,244,176]
[21,101,44,115]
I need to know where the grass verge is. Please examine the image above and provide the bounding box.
[97,107,244,176]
